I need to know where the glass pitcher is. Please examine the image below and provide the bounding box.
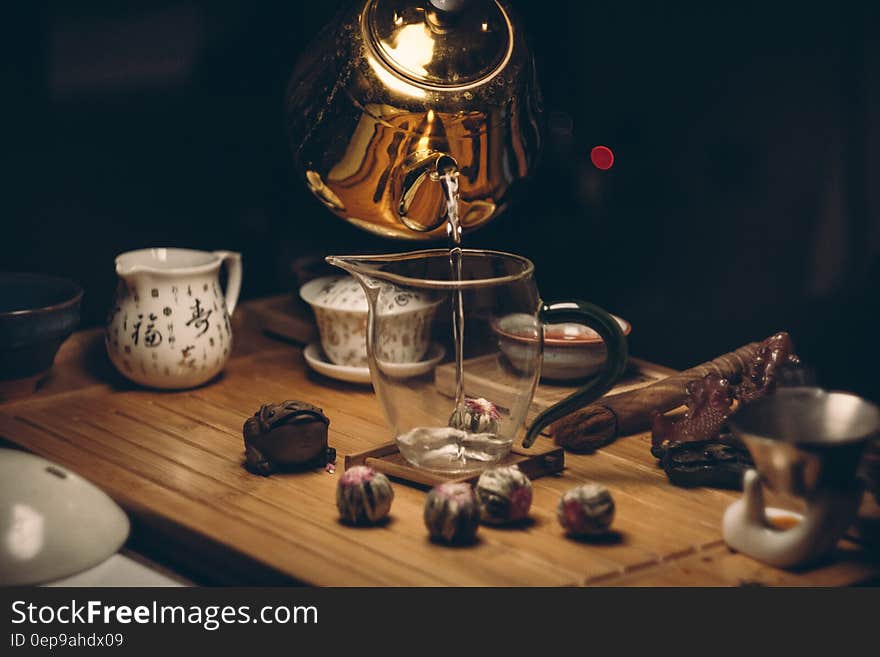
[328,249,628,473]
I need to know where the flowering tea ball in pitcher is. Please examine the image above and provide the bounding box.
[449,397,501,435]
[475,465,533,525]
[558,483,615,536]
[424,482,480,545]
[336,466,394,525]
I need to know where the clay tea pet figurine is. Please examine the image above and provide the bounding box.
[243,401,334,475]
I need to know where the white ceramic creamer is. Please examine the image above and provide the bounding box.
[105,248,242,389]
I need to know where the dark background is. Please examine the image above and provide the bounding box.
[5,1,879,400]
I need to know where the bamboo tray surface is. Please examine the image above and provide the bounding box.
[0,296,877,586]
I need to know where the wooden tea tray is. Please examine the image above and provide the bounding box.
[345,441,564,488]
[0,296,877,586]
[248,294,316,344]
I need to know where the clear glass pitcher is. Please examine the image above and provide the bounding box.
[328,249,628,474]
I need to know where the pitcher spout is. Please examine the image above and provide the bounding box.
[324,255,361,277]
[115,262,150,279]
[325,254,389,281]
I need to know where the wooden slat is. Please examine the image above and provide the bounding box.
[594,540,879,587]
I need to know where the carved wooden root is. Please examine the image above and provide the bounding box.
[551,338,771,452]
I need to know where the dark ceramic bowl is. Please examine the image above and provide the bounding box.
[0,273,83,393]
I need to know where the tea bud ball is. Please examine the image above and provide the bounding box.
[449,397,501,435]
[424,482,480,544]
[475,465,532,524]
[558,482,615,536]
[336,465,394,525]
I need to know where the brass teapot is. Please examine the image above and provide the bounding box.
[285,0,542,239]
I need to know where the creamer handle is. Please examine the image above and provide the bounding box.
[214,251,242,317]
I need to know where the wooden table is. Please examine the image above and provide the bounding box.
[1,298,878,586]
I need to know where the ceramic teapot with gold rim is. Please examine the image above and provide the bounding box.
[285,0,542,240]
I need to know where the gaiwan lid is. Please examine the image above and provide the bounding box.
[299,275,439,315]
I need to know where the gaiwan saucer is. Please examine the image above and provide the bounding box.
[303,343,445,384]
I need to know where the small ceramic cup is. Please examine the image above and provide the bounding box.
[493,312,631,381]
[300,275,441,367]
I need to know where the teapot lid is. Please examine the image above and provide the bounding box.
[366,0,512,88]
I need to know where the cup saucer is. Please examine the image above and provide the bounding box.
[303,343,372,384]
[303,343,446,384]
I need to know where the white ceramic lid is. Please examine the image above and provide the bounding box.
[300,276,369,312]
[0,448,130,585]
[300,275,440,315]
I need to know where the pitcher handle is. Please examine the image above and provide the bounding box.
[522,300,628,448]
[213,251,242,317]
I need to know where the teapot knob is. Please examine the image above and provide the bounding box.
[428,0,470,12]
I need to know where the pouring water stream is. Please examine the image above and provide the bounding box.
[328,157,513,473]
[434,157,467,419]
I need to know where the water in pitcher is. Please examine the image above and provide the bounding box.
[395,162,514,473]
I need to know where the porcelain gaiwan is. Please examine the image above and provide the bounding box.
[300,275,441,367]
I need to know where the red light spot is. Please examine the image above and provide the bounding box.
[590,145,614,170]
